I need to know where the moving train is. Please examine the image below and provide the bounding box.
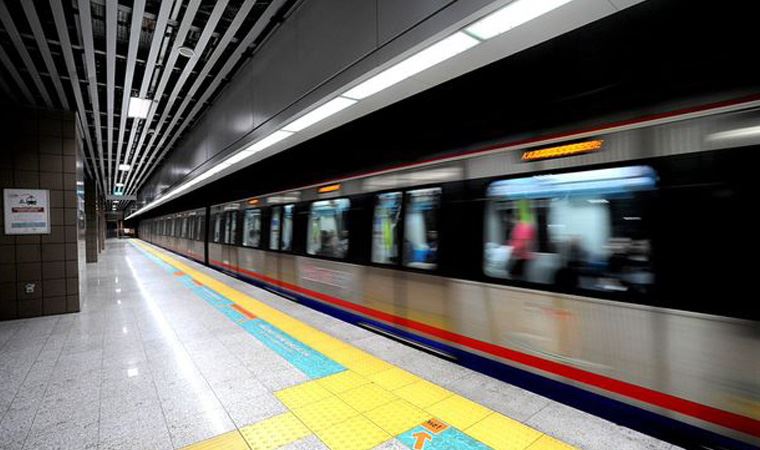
[138,96,760,449]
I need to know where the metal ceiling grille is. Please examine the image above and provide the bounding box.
[0,0,286,210]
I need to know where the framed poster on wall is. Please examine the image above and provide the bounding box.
[3,188,51,235]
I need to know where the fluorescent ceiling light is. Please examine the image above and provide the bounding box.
[224,149,255,166]
[115,183,124,187]
[343,32,479,100]
[245,130,294,154]
[127,97,151,119]
[282,97,357,132]
[466,0,573,40]
[118,164,131,171]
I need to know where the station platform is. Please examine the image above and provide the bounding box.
[0,240,678,450]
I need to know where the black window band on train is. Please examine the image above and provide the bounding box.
[142,145,760,320]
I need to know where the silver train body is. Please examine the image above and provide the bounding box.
[140,98,760,448]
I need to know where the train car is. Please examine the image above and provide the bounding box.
[139,97,760,449]
[142,208,206,264]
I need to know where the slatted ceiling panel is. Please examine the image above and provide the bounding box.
[0,0,287,210]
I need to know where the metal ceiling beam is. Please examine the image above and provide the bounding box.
[49,0,103,193]
[118,0,175,192]
[20,1,69,110]
[105,0,117,191]
[128,0,289,198]
[123,0,230,195]
[114,0,146,198]
[0,0,53,108]
[0,44,34,104]
[143,0,257,167]
[120,0,202,192]
[78,0,107,189]
[0,71,17,103]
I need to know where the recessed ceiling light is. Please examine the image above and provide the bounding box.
[127,97,151,119]
[118,164,131,171]
[177,46,195,58]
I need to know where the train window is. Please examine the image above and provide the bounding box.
[243,208,262,247]
[372,192,402,264]
[213,213,222,243]
[484,166,656,295]
[403,188,441,269]
[282,205,294,251]
[307,199,350,258]
[181,217,188,238]
[224,211,238,244]
[270,207,282,250]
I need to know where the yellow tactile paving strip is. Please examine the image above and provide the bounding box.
[137,242,574,450]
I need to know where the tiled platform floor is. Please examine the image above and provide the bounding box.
[0,240,678,449]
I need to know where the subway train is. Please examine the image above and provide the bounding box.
[139,96,760,449]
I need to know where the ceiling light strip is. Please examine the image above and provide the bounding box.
[128,0,574,219]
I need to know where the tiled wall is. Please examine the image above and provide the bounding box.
[0,109,82,320]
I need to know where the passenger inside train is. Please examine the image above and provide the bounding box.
[484,165,656,294]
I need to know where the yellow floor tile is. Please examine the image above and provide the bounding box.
[337,383,398,413]
[317,370,370,394]
[425,395,493,430]
[364,398,431,436]
[394,379,453,409]
[275,380,333,410]
[329,348,373,366]
[292,395,360,432]
[526,435,576,449]
[344,356,394,376]
[465,413,543,450]
[182,430,248,450]
[368,367,419,391]
[314,415,391,450]
[239,412,311,450]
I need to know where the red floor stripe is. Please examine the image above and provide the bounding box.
[231,303,257,320]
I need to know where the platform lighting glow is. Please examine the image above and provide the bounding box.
[466,0,573,40]
[115,182,124,187]
[343,32,480,100]
[223,149,255,166]
[281,97,357,132]
[118,164,131,171]
[245,130,294,154]
[127,96,151,119]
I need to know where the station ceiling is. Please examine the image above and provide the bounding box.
[0,0,291,208]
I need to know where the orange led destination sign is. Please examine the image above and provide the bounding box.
[521,139,604,161]
[318,183,341,193]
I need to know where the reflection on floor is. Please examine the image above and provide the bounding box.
[0,240,678,450]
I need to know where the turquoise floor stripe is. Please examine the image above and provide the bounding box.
[397,425,490,450]
[241,319,345,379]
[134,243,346,379]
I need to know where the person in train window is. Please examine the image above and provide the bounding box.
[507,199,537,279]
